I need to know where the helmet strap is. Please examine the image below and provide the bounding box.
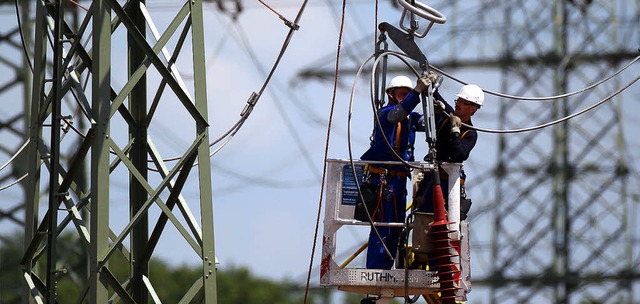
[387,90,399,104]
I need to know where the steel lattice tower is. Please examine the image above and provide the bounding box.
[0,0,218,302]
[481,1,639,303]
[298,0,640,303]
[0,0,30,244]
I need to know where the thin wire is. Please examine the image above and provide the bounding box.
[257,0,288,22]
[14,0,33,73]
[0,139,30,174]
[0,174,27,192]
[304,0,343,302]
[67,0,89,12]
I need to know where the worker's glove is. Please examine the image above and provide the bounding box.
[415,76,431,94]
[434,100,445,113]
[427,71,440,84]
[450,114,462,135]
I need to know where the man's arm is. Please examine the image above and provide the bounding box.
[447,129,477,162]
[387,89,421,123]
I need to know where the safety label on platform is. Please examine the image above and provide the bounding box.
[340,164,365,206]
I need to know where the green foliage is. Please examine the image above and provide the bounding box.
[0,232,340,303]
[216,265,327,304]
[148,260,201,302]
[0,237,22,304]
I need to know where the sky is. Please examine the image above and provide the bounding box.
[1,0,639,303]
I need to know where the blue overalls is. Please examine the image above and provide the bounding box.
[361,90,423,269]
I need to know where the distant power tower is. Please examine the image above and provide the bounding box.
[479,1,639,303]
[0,0,217,303]
[299,0,640,303]
[0,1,30,242]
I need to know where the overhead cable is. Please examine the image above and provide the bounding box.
[14,0,33,73]
[155,0,310,167]
[0,139,30,174]
[0,174,27,192]
[258,0,299,30]
[362,51,640,135]
[431,55,640,101]
[0,139,30,193]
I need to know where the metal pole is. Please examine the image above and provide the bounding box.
[551,1,570,302]
[127,1,149,302]
[23,0,47,302]
[191,0,218,301]
[90,1,111,302]
[45,0,65,301]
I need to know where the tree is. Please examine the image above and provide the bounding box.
[0,231,342,303]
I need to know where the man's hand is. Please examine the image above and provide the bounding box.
[415,76,431,94]
[450,114,462,135]
[427,71,440,83]
[434,100,445,113]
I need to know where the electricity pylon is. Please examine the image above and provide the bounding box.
[0,0,30,243]
[298,1,640,303]
[479,1,639,303]
[10,0,217,302]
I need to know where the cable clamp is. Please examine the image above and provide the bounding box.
[240,92,259,117]
[60,115,73,133]
[280,16,300,31]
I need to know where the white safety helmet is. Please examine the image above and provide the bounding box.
[456,84,484,107]
[385,76,413,92]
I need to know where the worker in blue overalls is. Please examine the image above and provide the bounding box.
[360,74,434,269]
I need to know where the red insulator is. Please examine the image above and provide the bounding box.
[428,177,461,304]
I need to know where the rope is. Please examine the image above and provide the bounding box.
[303,0,344,302]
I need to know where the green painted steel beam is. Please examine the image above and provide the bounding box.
[90,0,112,302]
[190,0,218,301]
[127,1,150,302]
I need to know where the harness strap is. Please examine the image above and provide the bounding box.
[437,117,449,137]
[438,116,471,139]
[460,129,471,139]
[394,122,402,151]
[367,165,409,177]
